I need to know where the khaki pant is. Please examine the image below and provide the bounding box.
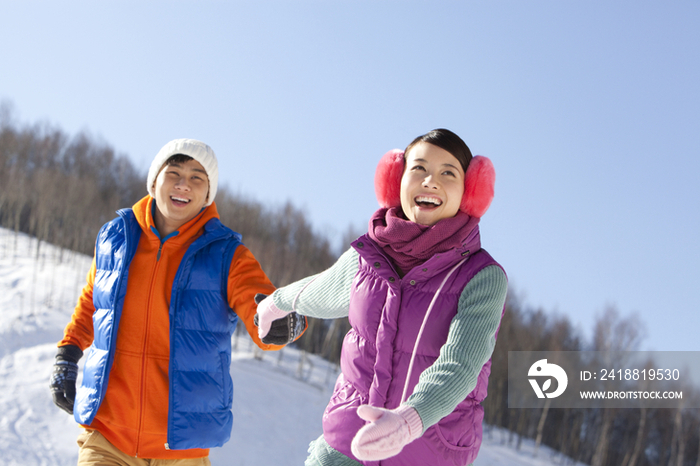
[77,430,211,466]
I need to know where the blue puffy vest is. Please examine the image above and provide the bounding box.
[74,208,242,450]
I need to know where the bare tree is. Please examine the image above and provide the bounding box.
[590,306,646,466]
[667,403,684,466]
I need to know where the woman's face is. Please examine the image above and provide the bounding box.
[400,142,465,226]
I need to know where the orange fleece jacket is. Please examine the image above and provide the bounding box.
[59,196,281,459]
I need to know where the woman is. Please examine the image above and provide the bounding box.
[257,128,507,465]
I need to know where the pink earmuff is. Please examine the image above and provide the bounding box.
[374,149,495,218]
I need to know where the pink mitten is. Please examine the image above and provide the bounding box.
[350,404,423,461]
[255,296,289,339]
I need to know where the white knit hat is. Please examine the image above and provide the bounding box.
[146,138,219,206]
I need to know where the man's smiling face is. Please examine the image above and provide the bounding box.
[153,158,209,235]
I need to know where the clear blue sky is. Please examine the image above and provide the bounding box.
[2,1,699,351]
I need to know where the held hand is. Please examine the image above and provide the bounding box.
[351,404,423,461]
[254,294,307,345]
[49,345,83,415]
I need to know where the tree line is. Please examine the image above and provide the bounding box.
[2,102,698,465]
[0,101,345,357]
[484,298,700,466]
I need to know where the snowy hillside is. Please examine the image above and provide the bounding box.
[0,227,585,465]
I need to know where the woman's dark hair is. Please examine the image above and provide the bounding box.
[404,128,472,173]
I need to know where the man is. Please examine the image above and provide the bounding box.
[50,138,304,465]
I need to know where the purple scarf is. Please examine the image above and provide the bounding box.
[368,207,480,275]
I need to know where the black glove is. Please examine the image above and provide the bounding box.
[50,345,83,415]
[253,293,308,345]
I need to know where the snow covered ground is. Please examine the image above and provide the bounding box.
[0,227,586,465]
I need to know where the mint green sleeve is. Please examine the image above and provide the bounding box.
[404,265,508,432]
[270,247,360,319]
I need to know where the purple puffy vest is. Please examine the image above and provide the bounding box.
[321,233,503,466]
